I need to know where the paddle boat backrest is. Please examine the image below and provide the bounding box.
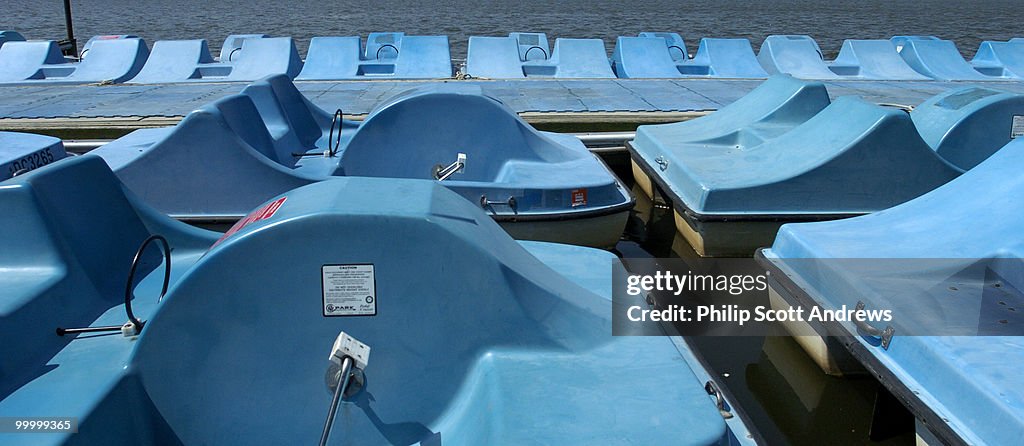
[79,34,140,58]
[638,32,687,61]
[239,74,333,155]
[339,86,578,180]
[612,32,690,78]
[911,86,1024,171]
[511,32,550,61]
[63,37,150,83]
[209,94,283,164]
[891,36,996,81]
[0,155,212,397]
[971,39,1024,78]
[224,37,303,81]
[829,39,929,80]
[681,38,768,78]
[219,33,270,62]
[0,40,69,81]
[0,30,25,48]
[128,39,222,83]
[757,35,837,79]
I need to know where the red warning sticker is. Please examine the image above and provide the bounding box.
[571,188,588,207]
[212,196,287,248]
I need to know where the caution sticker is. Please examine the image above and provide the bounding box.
[321,264,376,317]
[1012,115,1024,139]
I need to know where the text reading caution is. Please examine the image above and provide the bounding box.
[322,264,376,316]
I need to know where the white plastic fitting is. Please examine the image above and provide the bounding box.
[329,332,370,370]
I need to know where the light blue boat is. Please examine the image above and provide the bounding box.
[0,35,149,85]
[466,33,615,78]
[758,136,1024,445]
[1,131,68,180]
[613,33,768,79]
[0,149,756,445]
[891,35,1016,81]
[296,33,452,80]
[758,36,929,80]
[128,35,302,83]
[971,38,1024,78]
[93,75,633,247]
[629,75,1022,256]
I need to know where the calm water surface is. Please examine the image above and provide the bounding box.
[5,0,1020,59]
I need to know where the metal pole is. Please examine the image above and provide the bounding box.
[62,0,78,56]
[319,356,353,446]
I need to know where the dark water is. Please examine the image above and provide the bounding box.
[6,0,1021,59]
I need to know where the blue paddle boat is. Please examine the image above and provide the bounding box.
[1,131,68,180]
[629,75,1021,256]
[0,147,756,445]
[758,136,1024,445]
[93,74,633,248]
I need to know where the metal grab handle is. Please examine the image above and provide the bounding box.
[480,195,518,213]
[375,44,399,60]
[523,46,548,60]
[57,235,172,337]
[433,153,466,181]
[704,381,734,419]
[11,168,29,177]
[320,356,353,446]
[854,301,895,349]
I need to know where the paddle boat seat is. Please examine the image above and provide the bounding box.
[0,152,217,439]
[759,137,1024,445]
[128,36,301,83]
[94,75,633,247]
[296,33,452,80]
[629,76,1024,256]
[971,39,1024,78]
[0,37,148,85]
[891,36,1003,81]
[466,33,615,78]
[614,35,767,78]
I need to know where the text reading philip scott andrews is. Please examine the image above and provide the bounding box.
[623,271,893,325]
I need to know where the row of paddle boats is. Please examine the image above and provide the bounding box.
[3,72,1022,444]
[3,31,1024,83]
